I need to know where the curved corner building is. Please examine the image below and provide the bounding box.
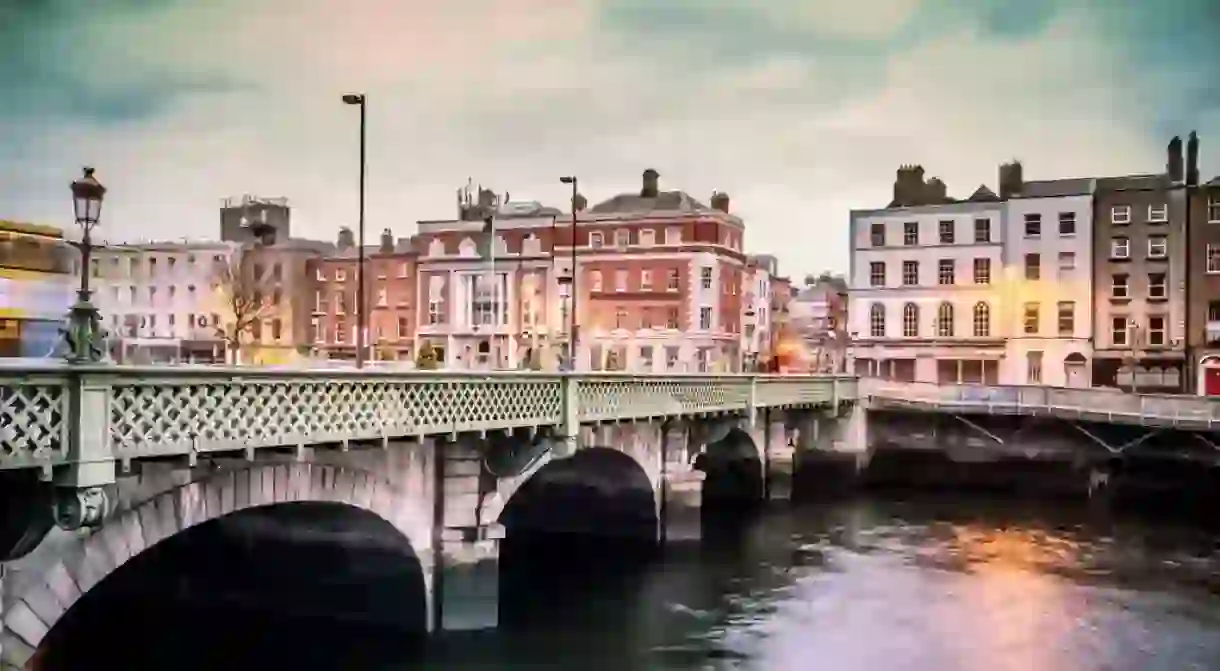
[0,220,75,358]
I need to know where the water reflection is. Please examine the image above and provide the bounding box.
[444,498,1220,670]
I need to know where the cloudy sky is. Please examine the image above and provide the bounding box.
[2,0,1217,277]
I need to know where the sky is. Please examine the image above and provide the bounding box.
[1,0,1218,278]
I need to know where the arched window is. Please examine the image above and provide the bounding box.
[902,303,919,337]
[870,303,886,337]
[973,302,991,337]
[937,302,954,337]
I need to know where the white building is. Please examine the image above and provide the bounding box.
[741,254,778,369]
[849,196,1007,384]
[1002,178,1095,387]
[91,240,236,363]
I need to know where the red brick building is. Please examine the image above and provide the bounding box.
[309,228,417,363]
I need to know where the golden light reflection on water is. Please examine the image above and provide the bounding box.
[936,526,1089,671]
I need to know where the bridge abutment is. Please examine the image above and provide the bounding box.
[793,403,869,497]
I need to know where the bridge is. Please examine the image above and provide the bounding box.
[860,380,1220,498]
[0,365,860,669]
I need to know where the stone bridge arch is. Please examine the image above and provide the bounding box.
[1,461,433,670]
[480,422,670,529]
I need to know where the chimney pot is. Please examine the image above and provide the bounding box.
[641,169,660,198]
[1186,131,1200,186]
[1167,135,1184,183]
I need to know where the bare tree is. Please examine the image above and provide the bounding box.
[212,247,275,364]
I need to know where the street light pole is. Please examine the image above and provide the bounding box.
[559,176,579,370]
[342,93,368,369]
[63,167,108,363]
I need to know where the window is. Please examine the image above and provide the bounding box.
[640,269,653,290]
[1058,212,1076,236]
[938,259,955,285]
[1148,316,1166,346]
[641,309,653,329]
[1210,300,1220,323]
[1024,213,1042,238]
[589,232,603,248]
[666,269,680,291]
[973,258,991,285]
[1148,272,1167,299]
[615,269,627,292]
[1112,317,1128,346]
[700,267,713,289]
[974,218,991,243]
[972,302,990,337]
[699,307,712,330]
[901,261,919,285]
[590,270,603,292]
[1147,235,1167,259]
[397,317,409,338]
[376,287,387,307]
[335,268,346,281]
[271,319,282,341]
[870,262,886,286]
[398,263,409,278]
[615,306,628,329]
[1057,301,1075,335]
[1209,245,1220,273]
[1024,253,1041,280]
[614,229,630,247]
[428,301,442,324]
[311,318,322,343]
[1209,197,1220,223]
[1112,273,1129,299]
[1023,302,1039,335]
[1111,205,1131,224]
[665,227,682,245]
[1110,237,1130,259]
[1147,203,1168,222]
[903,222,918,246]
[639,229,655,246]
[869,304,885,337]
[936,302,954,337]
[665,346,680,370]
[902,303,919,337]
[666,308,679,329]
[939,220,955,244]
[316,267,326,281]
[1026,351,1043,384]
[870,223,885,246]
[1058,252,1076,273]
[638,346,654,371]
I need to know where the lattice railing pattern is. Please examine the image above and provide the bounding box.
[754,376,845,408]
[0,377,66,468]
[108,375,565,458]
[577,376,754,422]
[0,367,847,469]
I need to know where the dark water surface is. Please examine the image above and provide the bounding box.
[40,497,1220,670]
[427,498,1220,670]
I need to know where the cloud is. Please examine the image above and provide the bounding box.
[0,0,1216,278]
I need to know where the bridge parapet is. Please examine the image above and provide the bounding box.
[0,365,855,477]
[863,379,1220,429]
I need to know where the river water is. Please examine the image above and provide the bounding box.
[428,497,1220,670]
[36,496,1220,670]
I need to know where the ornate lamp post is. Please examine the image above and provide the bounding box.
[342,93,369,369]
[62,167,109,363]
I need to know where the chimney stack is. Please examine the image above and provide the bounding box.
[1186,131,1200,186]
[1167,136,1184,182]
[337,226,355,250]
[710,191,731,213]
[379,228,394,253]
[998,160,1023,199]
[641,169,660,198]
